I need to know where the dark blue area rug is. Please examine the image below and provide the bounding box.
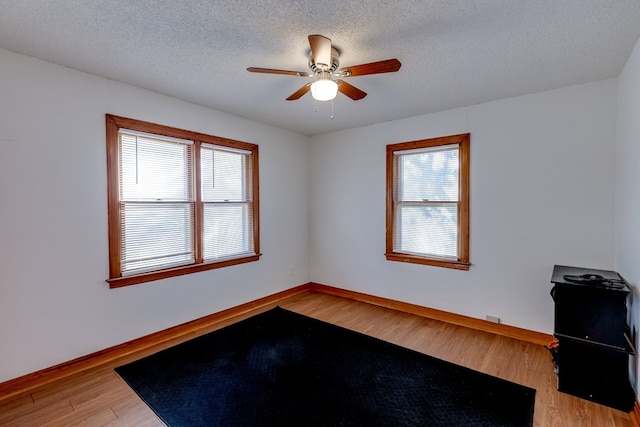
[115,307,535,426]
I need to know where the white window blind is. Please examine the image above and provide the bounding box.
[119,130,195,275]
[393,144,460,259]
[200,144,255,261]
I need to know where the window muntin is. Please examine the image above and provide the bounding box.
[386,134,469,270]
[106,115,260,287]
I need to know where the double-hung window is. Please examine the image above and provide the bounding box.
[386,133,470,270]
[106,115,260,288]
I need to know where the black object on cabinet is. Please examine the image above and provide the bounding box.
[550,265,635,412]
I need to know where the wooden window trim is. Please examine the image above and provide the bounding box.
[385,133,470,270]
[105,114,260,288]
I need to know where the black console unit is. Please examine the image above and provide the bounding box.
[550,265,635,412]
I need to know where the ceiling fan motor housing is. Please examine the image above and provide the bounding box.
[309,47,340,73]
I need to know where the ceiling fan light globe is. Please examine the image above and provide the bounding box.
[311,79,338,101]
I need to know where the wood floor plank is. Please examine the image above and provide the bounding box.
[0,290,633,426]
[107,386,165,426]
[40,405,118,427]
[0,392,33,415]
[0,396,73,427]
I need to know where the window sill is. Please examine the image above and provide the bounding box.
[385,253,470,271]
[107,254,262,288]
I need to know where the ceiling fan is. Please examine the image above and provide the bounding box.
[247,34,401,102]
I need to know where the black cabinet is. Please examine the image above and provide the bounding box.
[550,265,635,412]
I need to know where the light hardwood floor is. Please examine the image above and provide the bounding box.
[0,291,633,426]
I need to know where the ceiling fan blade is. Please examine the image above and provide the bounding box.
[336,80,367,100]
[339,58,401,77]
[286,83,312,101]
[308,34,332,68]
[247,67,310,77]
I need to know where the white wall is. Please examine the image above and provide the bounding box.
[0,44,624,384]
[310,79,618,334]
[615,37,640,393]
[0,49,310,382]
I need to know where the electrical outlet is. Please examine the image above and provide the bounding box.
[486,315,501,324]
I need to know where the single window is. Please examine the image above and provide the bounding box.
[106,115,260,288]
[386,134,469,270]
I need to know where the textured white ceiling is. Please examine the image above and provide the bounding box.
[1,0,639,135]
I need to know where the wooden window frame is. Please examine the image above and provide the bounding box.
[106,115,260,288]
[385,133,470,270]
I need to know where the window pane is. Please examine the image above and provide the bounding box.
[203,203,254,260]
[201,147,248,202]
[108,116,261,286]
[120,202,195,273]
[398,147,459,202]
[396,205,457,259]
[120,133,192,201]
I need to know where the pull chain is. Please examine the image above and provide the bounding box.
[311,99,335,119]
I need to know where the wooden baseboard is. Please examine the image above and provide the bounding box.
[0,281,566,403]
[0,284,310,402]
[309,282,553,346]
